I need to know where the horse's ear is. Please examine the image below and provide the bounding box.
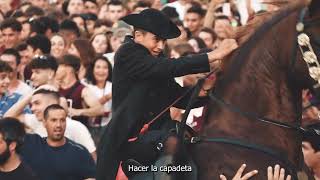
[309,0,320,17]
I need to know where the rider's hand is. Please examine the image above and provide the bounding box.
[220,164,258,180]
[199,73,217,96]
[267,165,291,180]
[208,39,238,63]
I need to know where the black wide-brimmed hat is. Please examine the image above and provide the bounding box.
[121,8,181,40]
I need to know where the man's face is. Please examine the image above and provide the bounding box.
[98,4,108,20]
[135,31,166,57]
[184,13,202,34]
[199,31,213,48]
[0,54,17,71]
[29,0,49,9]
[1,28,20,49]
[214,19,231,39]
[0,133,10,165]
[68,0,85,15]
[18,46,34,66]
[0,72,10,94]
[302,141,320,168]
[107,5,125,23]
[21,22,31,41]
[59,30,76,47]
[44,109,67,142]
[85,1,98,14]
[86,20,95,35]
[30,94,57,121]
[55,65,75,86]
[31,69,53,87]
[72,17,85,32]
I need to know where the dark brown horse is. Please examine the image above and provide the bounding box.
[189,1,320,179]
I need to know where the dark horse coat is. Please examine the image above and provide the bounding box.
[96,36,211,180]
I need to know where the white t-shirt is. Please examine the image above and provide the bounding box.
[11,81,32,97]
[184,107,204,128]
[23,114,96,153]
[87,81,112,126]
[104,53,115,67]
[165,1,188,21]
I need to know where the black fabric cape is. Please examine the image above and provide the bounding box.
[96,36,210,180]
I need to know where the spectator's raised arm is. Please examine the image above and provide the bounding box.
[220,164,258,180]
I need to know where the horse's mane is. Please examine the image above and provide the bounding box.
[219,1,308,87]
[234,1,292,44]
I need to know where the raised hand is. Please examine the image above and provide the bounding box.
[220,164,258,180]
[267,165,291,180]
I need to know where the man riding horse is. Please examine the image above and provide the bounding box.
[96,8,238,180]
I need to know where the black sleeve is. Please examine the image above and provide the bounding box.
[116,44,210,80]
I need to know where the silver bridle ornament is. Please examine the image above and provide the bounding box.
[297,23,320,84]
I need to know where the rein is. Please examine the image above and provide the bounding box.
[207,93,306,132]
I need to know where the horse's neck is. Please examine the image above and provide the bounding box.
[223,16,299,123]
[224,57,298,123]
[203,11,301,164]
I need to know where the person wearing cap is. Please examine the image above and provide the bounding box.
[302,122,320,180]
[105,26,132,66]
[97,8,238,179]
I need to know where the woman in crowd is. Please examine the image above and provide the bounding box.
[50,34,67,59]
[85,56,112,145]
[188,36,207,53]
[67,0,85,16]
[68,38,96,80]
[90,32,111,55]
